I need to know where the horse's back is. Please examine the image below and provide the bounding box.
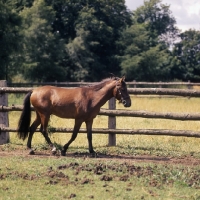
[31,85,80,101]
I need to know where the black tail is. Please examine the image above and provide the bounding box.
[17,91,32,140]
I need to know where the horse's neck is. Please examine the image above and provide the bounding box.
[93,81,115,107]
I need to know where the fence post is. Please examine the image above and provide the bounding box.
[187,80,192,89]
[133,80,136,88]
[108,97,116,146]
[0,80,9,144]
[159,81,162,88]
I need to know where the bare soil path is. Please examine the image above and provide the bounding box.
[0,149,200,167]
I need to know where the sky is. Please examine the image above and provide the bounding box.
[125,0,200,32]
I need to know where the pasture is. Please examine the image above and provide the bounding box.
[0,94,200,199]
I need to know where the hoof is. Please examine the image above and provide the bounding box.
[29,150,35,155]
[61,150,66,156]
[90,150,97,158]
[89,149,96,154]
[51,146,57,155]
[51,150,57,155]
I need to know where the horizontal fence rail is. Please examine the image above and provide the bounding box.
[7,81,200,88]
[128,88,200,97]
[1,106,200,121]
[1,127,200,138]
[1,87,200,97]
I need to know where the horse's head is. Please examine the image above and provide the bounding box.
[113,76,131,107]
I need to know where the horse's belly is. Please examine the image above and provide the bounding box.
[51,106,76,118]
[51,106,98,120]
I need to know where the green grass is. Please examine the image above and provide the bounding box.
[0,156,200,200]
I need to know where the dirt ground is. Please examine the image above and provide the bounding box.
[1,148,200,193]
[0,148,200,167]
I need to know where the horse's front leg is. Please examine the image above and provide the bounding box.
[61,119,82,156]
[85,119,96,154]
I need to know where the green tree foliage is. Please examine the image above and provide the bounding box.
[119,24,172,81]
[20,0,68,82]
[47,0,132,81]
[15,0,34,11]
[171,30,200,82]
[3,0,199,83]
[0,0,22,80]
[119,0,177,81]
[134,0,178,45]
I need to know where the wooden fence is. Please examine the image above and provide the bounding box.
[1,81,200,146]
[7,80,200,88]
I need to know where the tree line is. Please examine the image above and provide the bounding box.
[1,0,200,82]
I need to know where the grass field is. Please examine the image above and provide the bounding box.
[0,155,200,200]
[0,94,200,199]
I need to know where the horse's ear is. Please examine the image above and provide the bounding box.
[109,73,115,79]
[121,75,125,82]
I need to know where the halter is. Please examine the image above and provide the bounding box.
[117,87,130,106]
[115,80,130,106]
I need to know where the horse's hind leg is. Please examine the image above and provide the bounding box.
[27,112,41,155]
[61,119,82,156]
[40,113,57,154]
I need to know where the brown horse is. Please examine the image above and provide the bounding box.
[17,76,131,156]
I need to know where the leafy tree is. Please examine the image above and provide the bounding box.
[66,6,117,80]
[171,29,200,81]
[133,0,178,46]
[47,0,132,81]
[0,0,22,81]
[119,0,176,81]
[20,0,68,82]
[119,24,172,81]
[15,0,34,11]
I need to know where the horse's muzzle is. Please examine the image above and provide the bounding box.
[122,99,131,107]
